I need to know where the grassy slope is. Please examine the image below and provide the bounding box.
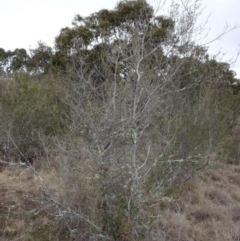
[159,164,240,241]
[0,167,70,241]
[0,163,240,240]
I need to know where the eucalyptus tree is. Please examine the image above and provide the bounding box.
[0,48,29,74]
[28,41,53,74]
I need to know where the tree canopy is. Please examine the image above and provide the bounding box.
[0,42,53,76]
[52,0,237,94]
[0,0,238,91]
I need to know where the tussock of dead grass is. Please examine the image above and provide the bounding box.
[0,166,70,240]
[2,157,240,240]
[156,164,240,241]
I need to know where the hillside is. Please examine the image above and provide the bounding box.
[0,0,240,240]
[1,163,240,240]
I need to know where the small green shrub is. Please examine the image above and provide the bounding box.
[217,135,240,164]
[0,72,69,157]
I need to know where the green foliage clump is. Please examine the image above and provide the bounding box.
[0,72,68,154]
[217,135,240,164]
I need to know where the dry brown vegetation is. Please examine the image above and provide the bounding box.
[1,162,240,240]
[0,167,69,241]
[157,164,240,241]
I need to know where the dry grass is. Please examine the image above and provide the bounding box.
[0,166,71,241]
[1,159,240,240]
[154,164,240,241]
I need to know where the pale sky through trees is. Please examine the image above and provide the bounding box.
[0,0,239,77]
